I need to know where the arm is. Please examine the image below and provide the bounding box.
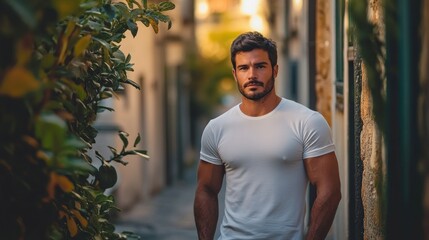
[194,160,225,240]
[304,152,341,240]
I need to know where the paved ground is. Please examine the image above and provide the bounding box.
[114,166,225,240]
[114,181,197,239]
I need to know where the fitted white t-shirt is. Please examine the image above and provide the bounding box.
[200,98,335,240]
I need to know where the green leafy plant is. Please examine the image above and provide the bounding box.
[0,0,174,239]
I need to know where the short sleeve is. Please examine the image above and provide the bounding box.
[302,112,335,159]
[200,121,223,165]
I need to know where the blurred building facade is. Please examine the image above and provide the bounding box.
[94,0,196,210]
[95,0,429,238]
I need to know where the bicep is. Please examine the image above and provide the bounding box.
[304,152,341,193]
[196,160,225,195]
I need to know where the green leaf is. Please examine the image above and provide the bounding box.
[131,8,144,18]
[93,37,112,53]
[64,137,88,149]
[140,17,150,27]
[95,193,109,204]
[74,35,92,57]
[158,1,175,11]
[126,19,138,37]
[142,0,147,8]
[86,19,104,31]
[71,191,84,200]
[125,79,140,89]
[80,1,100,9]
[64,20,76,39]
[108,146,118,156]
[0,67,40,98]
[118,131,129,150]
[149,18,159,33]
[125,0,133,8]
[113,2,130,18]
[133,133,141,147]
[153,12,170,23]
[85,126,99,140]
[61,157,97,174]
[99,90,113,100]
[95,151,104,161]
[125,54,132,63]
[35,113,67,151]
[75,98,88,114]
[63,79,87,100]
[98,163,117,189]
[103,4,116,21]
[113,50,126,61]
[41,53,56,69]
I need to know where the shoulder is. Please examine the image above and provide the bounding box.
[207,104,240,127]
[278,99,331,136]
[279,98,318,120]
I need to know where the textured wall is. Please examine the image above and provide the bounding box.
[315,0,332,125]
[360,0,385,239]
[360,65,384,240]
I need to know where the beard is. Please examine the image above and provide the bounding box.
[238,74,275,101]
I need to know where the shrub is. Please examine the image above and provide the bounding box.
[0,0,174,239]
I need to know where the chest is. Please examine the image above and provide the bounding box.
[217,119,304,169]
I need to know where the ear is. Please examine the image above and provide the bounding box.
[232,68,238,82]
[273,65,279,78]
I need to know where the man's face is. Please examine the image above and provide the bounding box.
[233,49,278,101]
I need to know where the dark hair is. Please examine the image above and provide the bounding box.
[230,31,277,69]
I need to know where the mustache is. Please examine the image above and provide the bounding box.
[244,80,263,88]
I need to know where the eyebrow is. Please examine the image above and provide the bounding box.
[237,61,269,68]
[254,62,269,66]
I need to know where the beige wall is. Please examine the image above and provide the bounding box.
[95,0,193,211]
[112,25,168,209]
[316,1,349,239]
[315,0,333,125]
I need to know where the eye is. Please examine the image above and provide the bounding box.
[255,64,266,69]
[238,66,248,71]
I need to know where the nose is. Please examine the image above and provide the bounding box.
[248,66,257,80]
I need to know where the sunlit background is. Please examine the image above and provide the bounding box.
[193,0,271,112]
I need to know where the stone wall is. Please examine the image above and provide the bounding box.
[360,0,385,239]
[360,65,384,240]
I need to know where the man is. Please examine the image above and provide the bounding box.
[194,32,341,240]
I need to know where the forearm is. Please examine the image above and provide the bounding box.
[194,190,219,240]
[306,192,341,240]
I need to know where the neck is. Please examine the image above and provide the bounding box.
[239,92,281,117]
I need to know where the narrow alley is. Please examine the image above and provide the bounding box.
[114,165,225,240]
[114,167,198,239]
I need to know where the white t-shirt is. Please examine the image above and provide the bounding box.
[200,98,335,240]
